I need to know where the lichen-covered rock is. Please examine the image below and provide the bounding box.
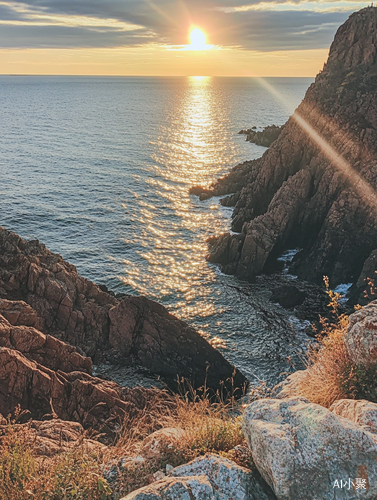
[330,399,377,434]
[243,397,377,500]
[0,313,92,374]
[170,454,276,500]
[345,300,377,367]
[121,476,215,500]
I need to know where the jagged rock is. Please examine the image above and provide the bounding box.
[108,297,247,394]
[0,228,247,394]
[330,399,377,434]
[0,298,41,329]
[270,285,306,308]
[0,419,106,457]
[345,300,377,367]
[204,9,377,291]
[351,249,377,304]
[0,347,172,441]
[170,454,276,500]
[0,313,92,374]
[121,476,215,500]
[140,428,185,459]
[243,397,377,500]
[239,125,284,147]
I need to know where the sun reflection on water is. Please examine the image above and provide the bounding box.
[119,76,240,322]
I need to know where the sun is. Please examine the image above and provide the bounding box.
[189,28,207,50]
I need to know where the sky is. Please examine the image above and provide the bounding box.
[0,0,369,76]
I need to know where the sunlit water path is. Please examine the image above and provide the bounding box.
[0,76,313,385]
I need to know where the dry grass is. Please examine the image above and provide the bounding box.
[0,416,112,500]
[283,277,377,407]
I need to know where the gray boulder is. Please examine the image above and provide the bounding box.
[345,301,377,368]
[170,454,275,500]
[243,397,377,500]
[122,476,214,500]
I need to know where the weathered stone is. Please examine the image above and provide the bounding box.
[330,399,377,434]
[345,300,377,367]
[0,313,92,374]
[170,454,276,500]
[121,476,215,500]
[0,298,41,329]
[243,397,377,500]
[0,347,172,441]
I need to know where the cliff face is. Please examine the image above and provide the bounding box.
[206,8,377,294]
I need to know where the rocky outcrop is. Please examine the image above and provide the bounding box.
[0,347,172,440]
[108,297,247,395]
[0,313,92,374]
[122,476,215,500]
[238,125,284,147]
[243,397,377,500]
[0,227,247,394]
[201,8,377,290]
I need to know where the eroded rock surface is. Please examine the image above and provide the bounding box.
[0,313,92,374]
[243,397,377,500]
[202,8,377,290]
[345,300,377,367]
[122,476,215,500]
[170,454,276,500]
[0,347,171,440]
[330,399,377,434]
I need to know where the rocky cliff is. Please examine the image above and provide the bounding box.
[0,227,247,395]
[201,8,377,299]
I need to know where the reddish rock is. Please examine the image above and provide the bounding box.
[0,347,172,441]
[0,228,248,395]
[0,313,92,374]
[0,298,41,329]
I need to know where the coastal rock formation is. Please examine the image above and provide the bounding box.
[238,125,284,147]
[243,397,377,500]
[0,312,92,374]
[0,346,172,440]
[0,227,247,394]
[201,8,377,290]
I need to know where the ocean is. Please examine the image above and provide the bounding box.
[0,75,314,385]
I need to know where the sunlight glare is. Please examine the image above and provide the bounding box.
[189,28,207,50]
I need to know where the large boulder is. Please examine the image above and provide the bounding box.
[330,399,377,434]
[243,397,377,500]
[0,313,92,374]
[170,454,276,500]
[122,476,215,500]
[345,300,377,367]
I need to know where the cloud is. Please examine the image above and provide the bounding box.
[0,0,357,51]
